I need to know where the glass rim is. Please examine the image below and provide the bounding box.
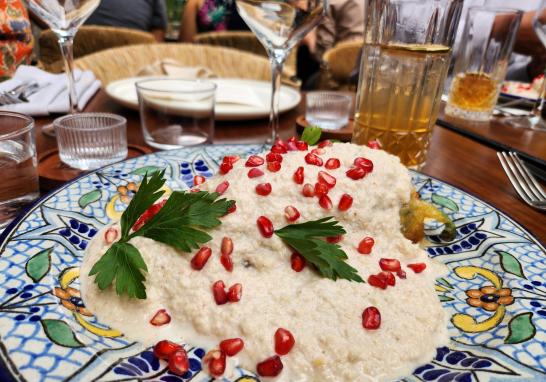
[306,91,353,101]
[0,111,35,140]
[53,112,127,132]
[468,6,524,15]
[135,78,218,94]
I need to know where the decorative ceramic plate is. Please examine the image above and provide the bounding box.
[0,145,545,382]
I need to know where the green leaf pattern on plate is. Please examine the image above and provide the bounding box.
[25,247,52,283]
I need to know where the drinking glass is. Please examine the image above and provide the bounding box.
[306,92,352,130]
[353,0,464,169]
[445,7,523,121]
[136,79,216,150]
[27,0,100,114]
[236,0,326,143]
[0,112,39,228]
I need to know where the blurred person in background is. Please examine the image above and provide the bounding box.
[85,0,168,41]
[0,0,33,79]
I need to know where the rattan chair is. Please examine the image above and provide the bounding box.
[74,43,296,86]
[193,31,297,76]
[39,26,156,73]
[318,39,363,90]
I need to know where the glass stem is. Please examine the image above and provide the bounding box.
[268,50,287,144]
[58,35,78,114]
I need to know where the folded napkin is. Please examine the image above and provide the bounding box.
[0,65,101,116]
[137,59,217,79]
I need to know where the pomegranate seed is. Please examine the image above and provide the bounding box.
[318,171,336,189]
[257,216,274,238]
[274,139,288,151]
[296,140,308,151]
[305,152,323,166]
[194,175,206,185]
[207,350,227,376]
[220,338,244,356]
[220,253,233,272]
[245,155,264,167]
[358,237,375,255]
[367,140,381,149]
[326,235,343,244]
[257,356,283,377]
[290,253,306,272]
[168,349,190,375]
[227,283,242,302]
[325,158,340,169]
[287,141,298,151]
[293,166,304,184]
[338,194,353,211]
[104,227,118,245]
[362,306,381,330]
[219,162,233,174]
[367,274,387,289]
[132,200,167,231]
[216,181,230,195]
[379,258,401,272]
[397,269,407,279]
[287,136,297,143]
[274,328,295,355]
[267,161,281,172]
[153,340,182,360]
[191,246,212,270]
[150,309,171,326]
[221,237,233,256]
[346,167,366,180]
[256,183,272,196]
[318,140,333,148]
[314,182,329,196]
[354,157,374,173]
[271,144,287,154]
[266,152,283,162]
[284,205,300,222]
[227,202,237,214]
[319,194,333,210]
[190,188,201,193]
[248,168,264,178]
[223,155,240,165]
[408,263,427,273]
[302,183,315,197]
[311,148,325,155]
[379,271,396,286]
[212,280,228,305]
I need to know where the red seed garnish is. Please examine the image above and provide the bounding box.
[271,144,287,154]
[168,349,190,375]
[194,175,206,185]
[367,274,387,289]
[354,157,374,173]
[314,182,329,196]
[191,246,212,270]
[220,338,244,357]
[325,158,340,169]
[266,152,283,163]
[311,148,326,156]
[220,253,233,272]
[245,155,264,167]
[207,350,227,376]
[284,205,300,222]
[132,200,167,231]
[317,171,336,189]
[397,269,407,279]
[287,136,297,143]
[287,141,298,151]
[153,340,182,360]
[219,162,233,175]
[257,216,274,238]
[379,258,401,272]
[302,183,315,197]
[212,280,228,305]
[290,253,306,272]
[293,166,304,184]
[305,152,323,166]
[326,235,343,243]
[256,183,272,196]
[296,140,308,151]
[257,355,283,377]
[267,161,281,172]
[318,140,333,148]
[104,227,118,245]
[150,309,171,326]
[367,140,381,149]
[223,155,240,165]
[362,306,381,330]
[248,168,264,178]
[274,328,295,355]
[408,263,427,273]
[227,283,242,302]
[227,202,237,214]
[319,194,333,210]
[346,167,366,180]
[379,271,396,286]
[216,181,230,195]
[338,194,353,211]
[221,237,233,256]
[358,237,375,255]
[275,138,288,149]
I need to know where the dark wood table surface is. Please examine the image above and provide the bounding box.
[34,90,546,245]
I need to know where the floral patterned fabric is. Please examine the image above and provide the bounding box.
[196,0,248,33]
[0,0,33,79]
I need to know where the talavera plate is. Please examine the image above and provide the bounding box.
[0,144,544,382]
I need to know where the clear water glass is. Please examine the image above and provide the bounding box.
[0,112,39,228]
[54,113,128,171]
[306,92,352,130]
[136,79,216,150]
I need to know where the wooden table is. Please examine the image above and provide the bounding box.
[34,90,546,244]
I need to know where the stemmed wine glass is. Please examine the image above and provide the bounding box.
[27,0,100,114]
[236,0,326,143]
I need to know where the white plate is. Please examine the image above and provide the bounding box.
[105,77,301,121]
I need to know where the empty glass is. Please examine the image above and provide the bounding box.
[306,92,352,130]
[54,113,128,171]
[0,112,39,228]
[136,79,216,150]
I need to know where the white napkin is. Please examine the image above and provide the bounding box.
[0,65,101,116]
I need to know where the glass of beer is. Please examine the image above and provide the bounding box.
[445,7,523,121]
[353,0,463,169]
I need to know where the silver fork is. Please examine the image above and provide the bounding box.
[497,151,546,211]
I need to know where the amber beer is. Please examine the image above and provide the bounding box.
[445,72,501,119]
[353,43,451,168]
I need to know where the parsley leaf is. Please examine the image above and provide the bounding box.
[275,217,363,282]
[301,125,322,145]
